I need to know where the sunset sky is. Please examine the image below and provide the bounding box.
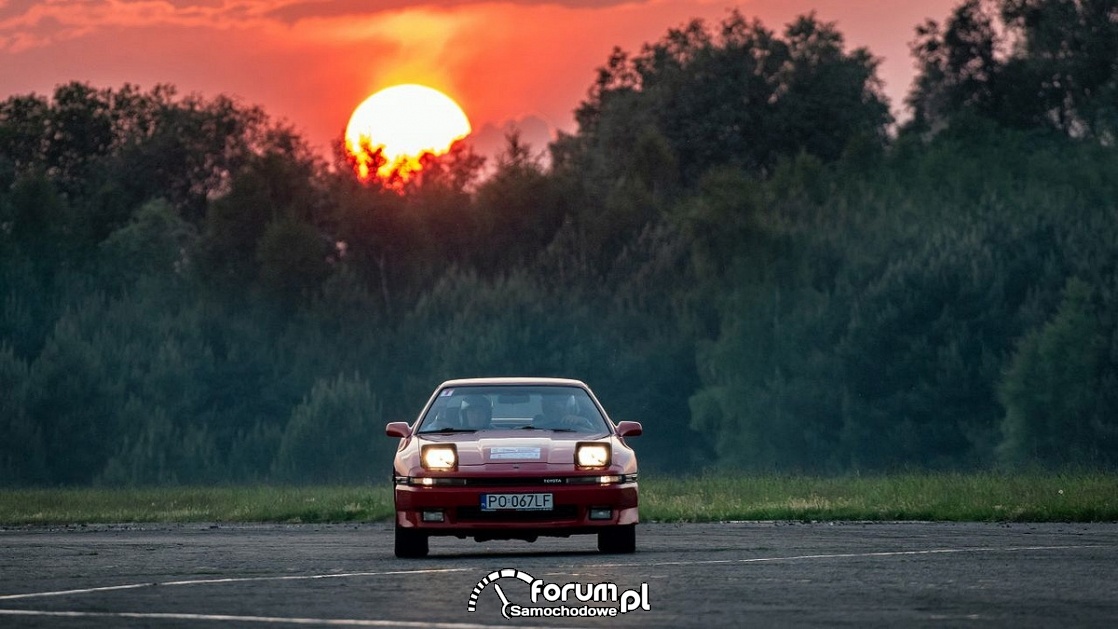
[0,0,959,160]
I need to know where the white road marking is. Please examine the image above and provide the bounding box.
[1,543,1109,627]
[540,544,1108,574]
[644,544,1108,567]
[0,567,472,601]
[0,609,578,629]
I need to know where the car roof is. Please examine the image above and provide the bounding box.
[436,377,590,389]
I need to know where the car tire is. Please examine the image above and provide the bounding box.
[597,524,636,554]
[394,524,429,558]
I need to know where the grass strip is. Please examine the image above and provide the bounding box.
[1,473,1115,526]
[0,486,395,526]
[640,472,1118,522]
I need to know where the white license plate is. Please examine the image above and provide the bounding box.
[480,493,554,511]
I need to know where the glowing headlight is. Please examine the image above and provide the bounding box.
[421,444,457,471]
[575,443,611,468]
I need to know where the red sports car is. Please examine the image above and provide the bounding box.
[385,377,642,558]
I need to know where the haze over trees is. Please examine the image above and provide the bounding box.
[2,1,1116,485]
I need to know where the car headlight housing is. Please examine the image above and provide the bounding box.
[575,442,611,468]
[421,444,457,471]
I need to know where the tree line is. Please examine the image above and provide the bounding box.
[1,0,1116,485]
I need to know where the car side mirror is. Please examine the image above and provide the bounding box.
[615,421,642,438]
[385,422,411,438]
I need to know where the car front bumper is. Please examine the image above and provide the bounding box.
[394,481,639,536]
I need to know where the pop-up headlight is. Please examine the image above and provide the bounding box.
[575,442,611,468]
[421,444,457,471]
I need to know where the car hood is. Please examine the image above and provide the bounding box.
[417,431,608,467]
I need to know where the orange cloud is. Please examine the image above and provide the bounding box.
[0,1,245,52]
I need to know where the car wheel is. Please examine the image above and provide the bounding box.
[597,524,636,554]
[394,524,429,558]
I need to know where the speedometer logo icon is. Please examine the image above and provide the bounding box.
[467,568,534,618]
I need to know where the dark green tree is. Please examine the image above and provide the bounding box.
[0,344,44,484]
[256,216,331,305]
[999,278,1110,467]
[1001,0,1118,139]
[907,0,1003,133]
[99,199,197,289]
[25,313,119,484]
[272,374,386,484]
[196,149,323,300]
[0,94,51,178]
[472,132,567,273]
[907,0,1118,139]
[567,11,891,187]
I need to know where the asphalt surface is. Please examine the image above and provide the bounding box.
[1,521,1116,628]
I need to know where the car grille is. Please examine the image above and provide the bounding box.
[455,505,580,523]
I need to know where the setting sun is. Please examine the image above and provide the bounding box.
[344,84,471,181]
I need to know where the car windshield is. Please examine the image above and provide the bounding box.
[415,385,608,434]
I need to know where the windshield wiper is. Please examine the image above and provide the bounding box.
[421,427,477,434]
